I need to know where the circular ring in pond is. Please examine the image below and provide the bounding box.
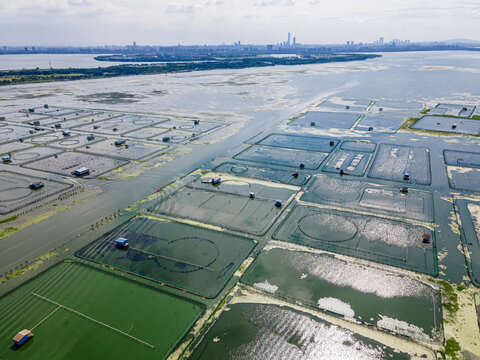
[31,135,60,143]
[133,119,154,125]
[230,165,248,173]
[179,124,194,130]
[105,118,124,124]
[129,237,219,274]
[270,139,290,147]
[13,152,42,160]
[171,134,187,140]
[298,213,358,242]
[218,179,251,189]
[0,128,14,134]
[311,183,360,203]
[0,187,35,202]
[59,139,80,146]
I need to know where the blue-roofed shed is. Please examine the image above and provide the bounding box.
[72,167,90,176]
[115,237,129,248]
[13,329,33,346]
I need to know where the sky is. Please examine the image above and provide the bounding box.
[1,0,479,46]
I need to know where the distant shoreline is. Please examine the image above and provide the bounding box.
[0,54,380,86]
[93,47,479,63]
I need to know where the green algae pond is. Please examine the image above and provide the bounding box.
[0,261,203,360]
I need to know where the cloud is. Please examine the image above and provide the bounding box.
[254,0,294,7]
[205,0,224,5]
[67,0,93,6]
[0,0,479,46]
[165,3,196,13]
[471,7,480,17]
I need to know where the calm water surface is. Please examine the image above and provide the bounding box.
[0,53,152,70]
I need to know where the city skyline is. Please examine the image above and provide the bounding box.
[3,34,477,50]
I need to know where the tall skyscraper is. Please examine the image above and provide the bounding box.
[379,37,384,46]
[293,37,296,45]
[287,32,291,46]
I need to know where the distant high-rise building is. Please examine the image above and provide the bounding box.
[287,32,291,46]
[133,41,137,47]
[293,37,296,45]
[379,37,384,46]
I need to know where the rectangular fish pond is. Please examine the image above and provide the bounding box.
[76,215,255,298]
[234,145,328,170]
[301,175,434,222]
[273,204,437,275]
[189,302,418,360]
[0,261,203,360]
[368,144,431,185]
[242,245,442,342]
[214,162,310,186]
[148,182,298,236]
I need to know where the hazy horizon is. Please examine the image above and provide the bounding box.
[1,0,479,47]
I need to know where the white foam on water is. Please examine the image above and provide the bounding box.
[253,279,278,294]
[317,297,355,318]
[467,203,480,243]
[377,315,429,341]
